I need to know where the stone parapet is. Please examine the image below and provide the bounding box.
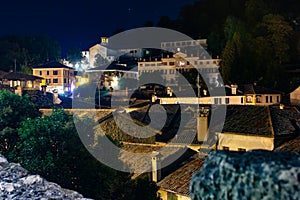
[0,155,93,200]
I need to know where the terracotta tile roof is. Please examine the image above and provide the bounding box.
[157,154,205,196]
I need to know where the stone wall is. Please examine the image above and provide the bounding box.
[0,155,92,200]
[191,150,300,200]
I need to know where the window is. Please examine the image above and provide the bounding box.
[223,146,229,151]
[270,96,273,103]
[241,97,244,104]
[256,95,261,103]
[225,98,230,104]
[53,78,58,83]
[53,71,58,75]
[169,62,175,66]
[46,79,51,84]
[167,192,178,200]
[214,98,222,104]
[64,78,67,83]
[46,71,50,75]
[266,96,269,103]
[214,98,218,104]
[238,148,246,152]
[246,96,253,103]
[39,71,42,76]
[277,96,279,103]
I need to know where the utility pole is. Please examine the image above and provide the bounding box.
[14,59,16,72]
[197,73,201,98]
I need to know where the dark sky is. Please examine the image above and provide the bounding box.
[0,0,195,56]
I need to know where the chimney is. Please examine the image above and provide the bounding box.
[197,107,209,142]
[231,84,237,95]
[151,151,162,182]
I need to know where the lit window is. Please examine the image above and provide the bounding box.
[246,96,253,103]
[256,95,261,103]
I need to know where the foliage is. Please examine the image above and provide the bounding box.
[7,108,159,200]
[0,35,61,73]
[152,0,300,92]
[0,90,41,155]
[67,47,83,65]
[0,90,41,130]
[94,53,108,67]
[216,1,295,91]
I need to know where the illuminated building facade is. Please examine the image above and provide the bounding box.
[32,62,75,94]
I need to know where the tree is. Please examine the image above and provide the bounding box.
[67,47,83,66]
[221,16,250,84]
[245,0,270,27]
[0,35,61,73]
[221,41,235,83]
[157,16,172,28]
[0,90,41,155]
[257,14,293,64]
[94,53,108,67]
[9,109,159,200]
[251,14,293,89]
[143,21,154,27]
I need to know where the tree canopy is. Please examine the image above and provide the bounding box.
[0,35,61,73]
[153,0,300,92]
[0,90,41,154]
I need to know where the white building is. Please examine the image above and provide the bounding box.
[89,37,142,69]
[138,52,221,87]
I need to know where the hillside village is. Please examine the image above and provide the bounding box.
[0,37,299,200]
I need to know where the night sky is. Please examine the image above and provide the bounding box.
[0,0,195,55]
